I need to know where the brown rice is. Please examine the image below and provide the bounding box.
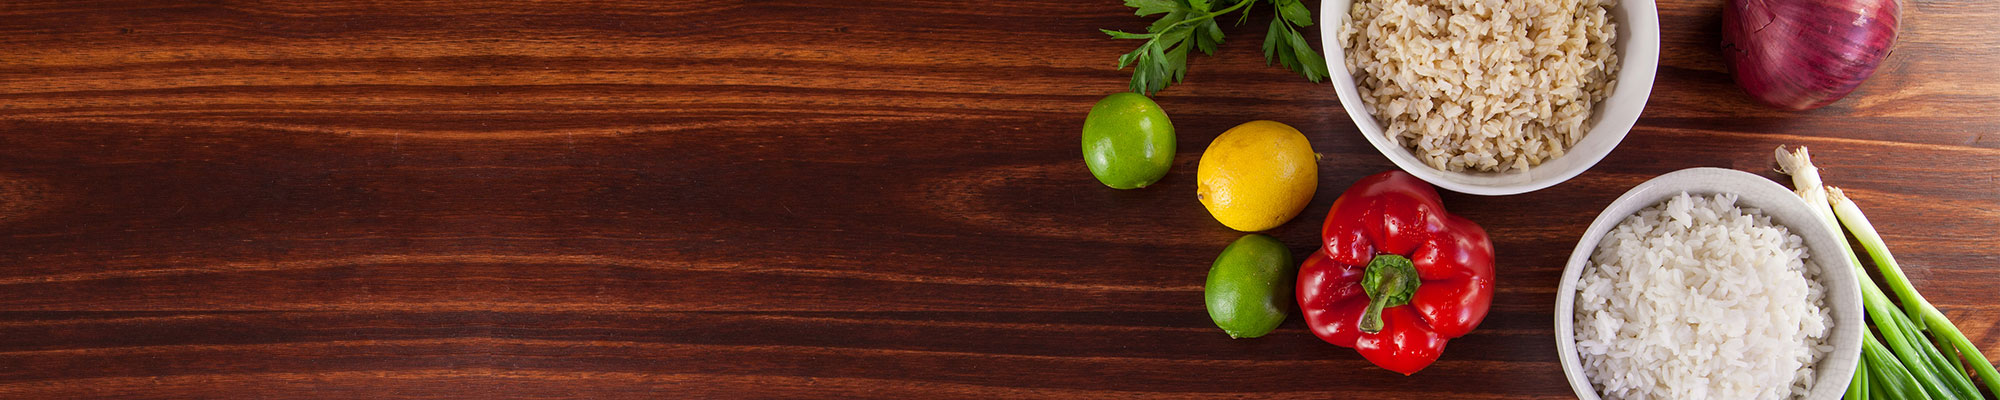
[1341,0,1621,173]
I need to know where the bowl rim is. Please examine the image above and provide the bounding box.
[1318,0,1662,196]
[1552,167,1863,400]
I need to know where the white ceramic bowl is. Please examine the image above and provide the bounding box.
[1319,0,1660,195]
[1554,168,1863,399]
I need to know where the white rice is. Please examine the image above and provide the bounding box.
[1341,0,1621,173]
[1575,193,1831,400]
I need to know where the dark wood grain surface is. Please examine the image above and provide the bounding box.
[1,0,1996,398]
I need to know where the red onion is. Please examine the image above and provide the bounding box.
[1722,0,1900,111]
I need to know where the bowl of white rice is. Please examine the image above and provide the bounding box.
[1320,0,1660,195]
[1555,168,1862,400]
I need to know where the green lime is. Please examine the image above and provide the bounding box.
[1205,234,1295,338]
[1082,92,1175,189]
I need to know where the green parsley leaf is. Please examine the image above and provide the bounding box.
[1192,19,1223,55]
[1188,0,1212,12]
[1274,0,1313,27]
[1148,9,1188,33]
[1261,19,1286,64]
[1103,0,1327,94]
[1284,26,1329,81]
[1166,40,1191,82]
[1124,0,1180,16]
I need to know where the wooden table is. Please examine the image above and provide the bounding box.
[1,0,1995,398]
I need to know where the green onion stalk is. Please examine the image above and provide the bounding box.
[1777,146,1997,400]
[1849,352,1867,400]
[1867,330,1931,400]
[1778,146,1935,400]
[1832,187,2000,397]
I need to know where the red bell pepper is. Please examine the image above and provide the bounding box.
[1296,170,1494,375]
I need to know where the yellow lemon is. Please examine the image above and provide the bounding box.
[1197,121,1317,232]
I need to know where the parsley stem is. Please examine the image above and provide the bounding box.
[1160,0,1256,36]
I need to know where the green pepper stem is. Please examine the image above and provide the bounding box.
[1358,254,1420,334]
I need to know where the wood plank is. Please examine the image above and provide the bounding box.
[0,0,1996,397]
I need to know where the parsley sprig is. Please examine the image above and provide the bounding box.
[1101,0,1330,95]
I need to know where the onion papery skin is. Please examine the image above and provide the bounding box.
[1722,0,1900,111]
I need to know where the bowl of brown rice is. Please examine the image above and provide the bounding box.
[1322,0,1660,195]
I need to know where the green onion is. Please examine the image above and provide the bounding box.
[1777,146,1919,400]
[1777,146,1997,400]
[1851,357,1869,400]
[1832,188,2000,397]
[1848,352,1864,398]
[1866,330,1931,400]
